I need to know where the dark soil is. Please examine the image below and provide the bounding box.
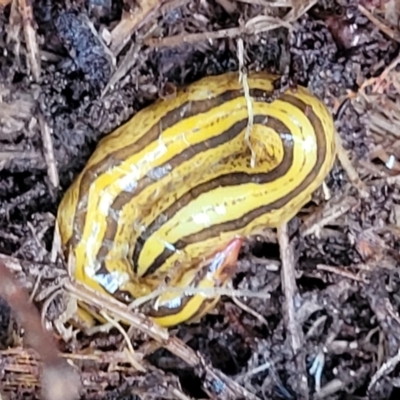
[1,0,400,399]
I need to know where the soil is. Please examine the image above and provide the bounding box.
[1,0,400,399]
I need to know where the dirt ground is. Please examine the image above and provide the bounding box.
[1,0,400,399]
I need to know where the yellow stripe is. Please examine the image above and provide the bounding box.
[136,98,315,273]
[56,71,336,328]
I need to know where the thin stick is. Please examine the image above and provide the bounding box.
[39,114,59,189]
[65,280,262,400]
[335,133,369,198]
[144,15,290,48]
[358,4,400,43]
[18,0,41,81]
[277,223,309,399]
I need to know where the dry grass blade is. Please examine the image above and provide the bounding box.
[38,115,59,190]
[368,347,400,393]
[317,264,369,283]
[17,0,41,81]
[283,0,318,22]
[110,0,169,56]
[358,4,400,43]
[335,133,369,198]
[145,15,290,47]
[245,14,292,33]
[300,194,358,238]
[64,280,170,342]
[102,41,143,96]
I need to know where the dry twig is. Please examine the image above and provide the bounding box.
[335,134,369,198]
[64,280,262,400]
[110,0,169,55]
[358,4,400,43]
[316,264,369,283]
[17,0,41,81]
[38,115,59,190]
[300,194,358,237]
[283,0,318,22]
[277,224,309,399]
[145,15,291,48]
[368,335,400,393]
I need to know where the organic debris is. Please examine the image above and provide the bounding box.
[1,0,400,399]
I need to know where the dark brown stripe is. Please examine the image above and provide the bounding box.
[94,115,267,262]
[71,88,271,248]
[141,94,328,277]
[136,116,294,276]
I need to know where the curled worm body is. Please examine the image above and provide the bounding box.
[57,71,336,327]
